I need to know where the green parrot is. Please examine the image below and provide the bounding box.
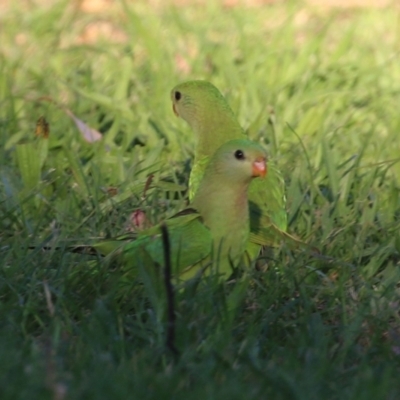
[79,139,267,283]
[170,80,297,258]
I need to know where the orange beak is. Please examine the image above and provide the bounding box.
[172,103,179,117]
[252,157,267,178]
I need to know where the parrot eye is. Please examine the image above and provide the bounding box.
[234,150,245,160]
[174,91,182,101]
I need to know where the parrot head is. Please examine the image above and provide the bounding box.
[210,139,267,184]
[171,80,233,127]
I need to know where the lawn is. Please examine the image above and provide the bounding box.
[1,0,400,399]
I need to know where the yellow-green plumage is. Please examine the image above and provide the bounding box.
[86,139,267,282]
[171,80,288,258]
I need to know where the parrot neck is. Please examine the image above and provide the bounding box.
[192,180,250,263]
[191,109,245,157]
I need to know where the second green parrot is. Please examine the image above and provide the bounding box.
[78,139,267,283]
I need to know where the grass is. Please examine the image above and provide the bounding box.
[1,0,400,398]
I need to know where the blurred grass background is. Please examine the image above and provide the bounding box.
[1,0,400,399]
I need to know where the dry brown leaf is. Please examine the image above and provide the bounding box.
[35,116,50,138]
[64,108,103,143]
